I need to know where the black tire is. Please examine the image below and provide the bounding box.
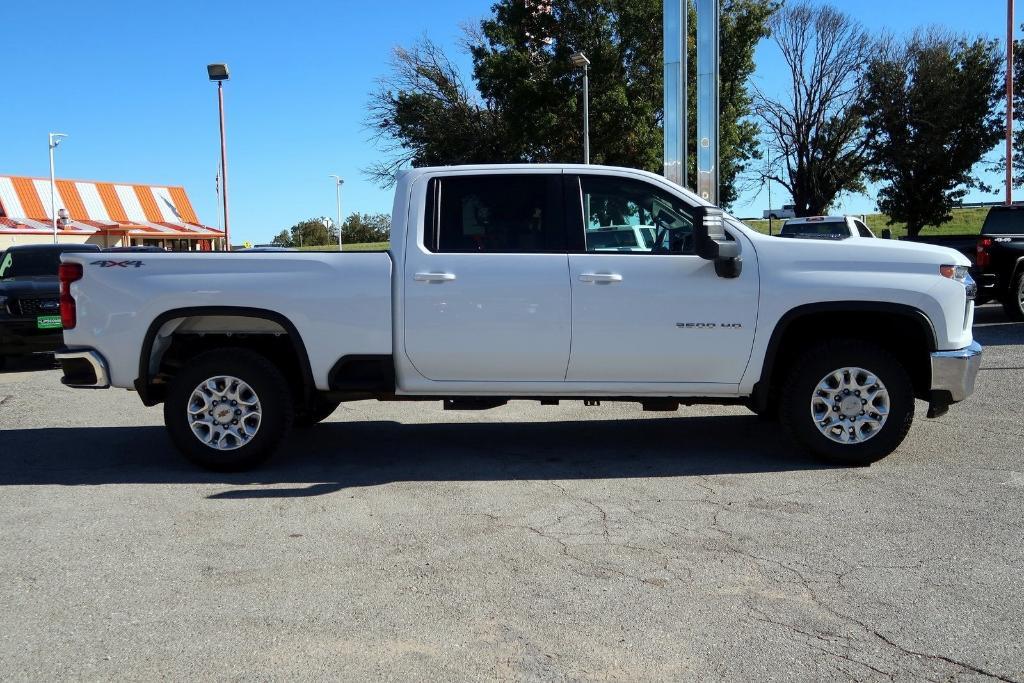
[0,355,6,371]
[163,348,293,471]
[1002,271,1024,321]
[779,339,914,466]
[295,395,342,428]
[746,400,778,422]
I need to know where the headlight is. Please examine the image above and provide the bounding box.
[940,264,976,300]
[939,264,969,281]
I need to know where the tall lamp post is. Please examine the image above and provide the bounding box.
[207,63,231,250]
[329,175,344,251]
[570,52,591,164]
[1007,0,1015,206]
[48,133,68,244]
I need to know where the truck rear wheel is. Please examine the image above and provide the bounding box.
[1003,271,1024,321]
[163,348,293,471]
[779,339,914,466]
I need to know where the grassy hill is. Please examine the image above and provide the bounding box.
[744,206,989,238]
[296,242,389,252]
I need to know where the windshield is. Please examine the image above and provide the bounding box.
[982,208,1024,235]
[0,248,95,279]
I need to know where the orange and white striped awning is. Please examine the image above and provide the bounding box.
[0,175,223,238]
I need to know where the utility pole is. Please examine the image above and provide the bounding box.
[1007,0,1015,205]
[571,52,591,164]
[767,148,773,236]
[330,175,344,251]
[48,133,68,244]
[207,64,231,250]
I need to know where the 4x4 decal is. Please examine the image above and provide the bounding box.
[91,260,145,268]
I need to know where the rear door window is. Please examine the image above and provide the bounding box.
[425,174,565,253]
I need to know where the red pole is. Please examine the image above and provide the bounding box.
[1008,0,1015,205]
[217,81,231,250]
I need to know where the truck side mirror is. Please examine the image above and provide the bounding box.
[694,207,742,279]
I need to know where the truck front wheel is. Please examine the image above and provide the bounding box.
[163,348,293,471]
[779,340,914,466]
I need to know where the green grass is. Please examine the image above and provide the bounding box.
[297,242,389,252]
[743,206,989,238]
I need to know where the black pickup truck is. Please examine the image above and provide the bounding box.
[974,206,1024,319]
[902,206,1024,319]
[0,243,101,368]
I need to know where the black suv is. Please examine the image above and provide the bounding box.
[0,243,101,368]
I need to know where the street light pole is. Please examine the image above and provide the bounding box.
[1007,0,1015,205]
[329,175,344,251]
[48,133,67,244]
[207,64,231,250]
[571,52,591,164]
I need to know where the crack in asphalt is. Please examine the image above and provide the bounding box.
[473,477,1019,681]
[736,547,1019,682]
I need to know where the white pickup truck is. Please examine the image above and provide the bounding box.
[780,215,876,240]
[56,165,982,471]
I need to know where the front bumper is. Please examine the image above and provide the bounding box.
[931,341,983,404]
[0,318,63,355]
[54,347,110,388]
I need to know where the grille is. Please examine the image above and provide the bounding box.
[16,298,61,316]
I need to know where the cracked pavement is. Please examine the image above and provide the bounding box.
[0,305,1021,680]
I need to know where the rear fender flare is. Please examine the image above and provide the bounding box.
[135,306,314,406]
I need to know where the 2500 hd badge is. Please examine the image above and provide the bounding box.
[676,322,743,329]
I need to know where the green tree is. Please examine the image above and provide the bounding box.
[755,2,876,217]
[270,230,293,247]
[342,213,391,243]
[366,41,516,185]
[862,32,1003,236]
[367,0,778,209]
[282,218,334,247]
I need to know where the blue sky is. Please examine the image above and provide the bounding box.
[0,0,1014,243]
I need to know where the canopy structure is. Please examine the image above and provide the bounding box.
[0,175,223,247]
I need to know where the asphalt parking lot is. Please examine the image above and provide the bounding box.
[0,305,1021,681]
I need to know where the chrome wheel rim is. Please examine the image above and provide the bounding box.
[810,367,890,445]
[187,375,262,450]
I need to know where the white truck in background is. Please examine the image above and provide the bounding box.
[56,164,981,471]
[763,204,796,220]
[780,215,876,240]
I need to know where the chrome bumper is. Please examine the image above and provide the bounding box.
[930,341,982,403]
[55,348,111,389]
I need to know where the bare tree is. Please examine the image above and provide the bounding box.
[755,2,876,216]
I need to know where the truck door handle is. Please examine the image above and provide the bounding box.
[414,272,457,283]
[578,273,623,284]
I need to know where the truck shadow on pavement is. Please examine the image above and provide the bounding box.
[972,305,1024,348]
[0,415,830,497]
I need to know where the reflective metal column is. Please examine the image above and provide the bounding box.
[663,0,687,187]
[696,0,719,205]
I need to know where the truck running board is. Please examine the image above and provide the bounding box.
[443,398,508,411]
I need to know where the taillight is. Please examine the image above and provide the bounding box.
[59,262,83,329]
[976,237,992,268]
